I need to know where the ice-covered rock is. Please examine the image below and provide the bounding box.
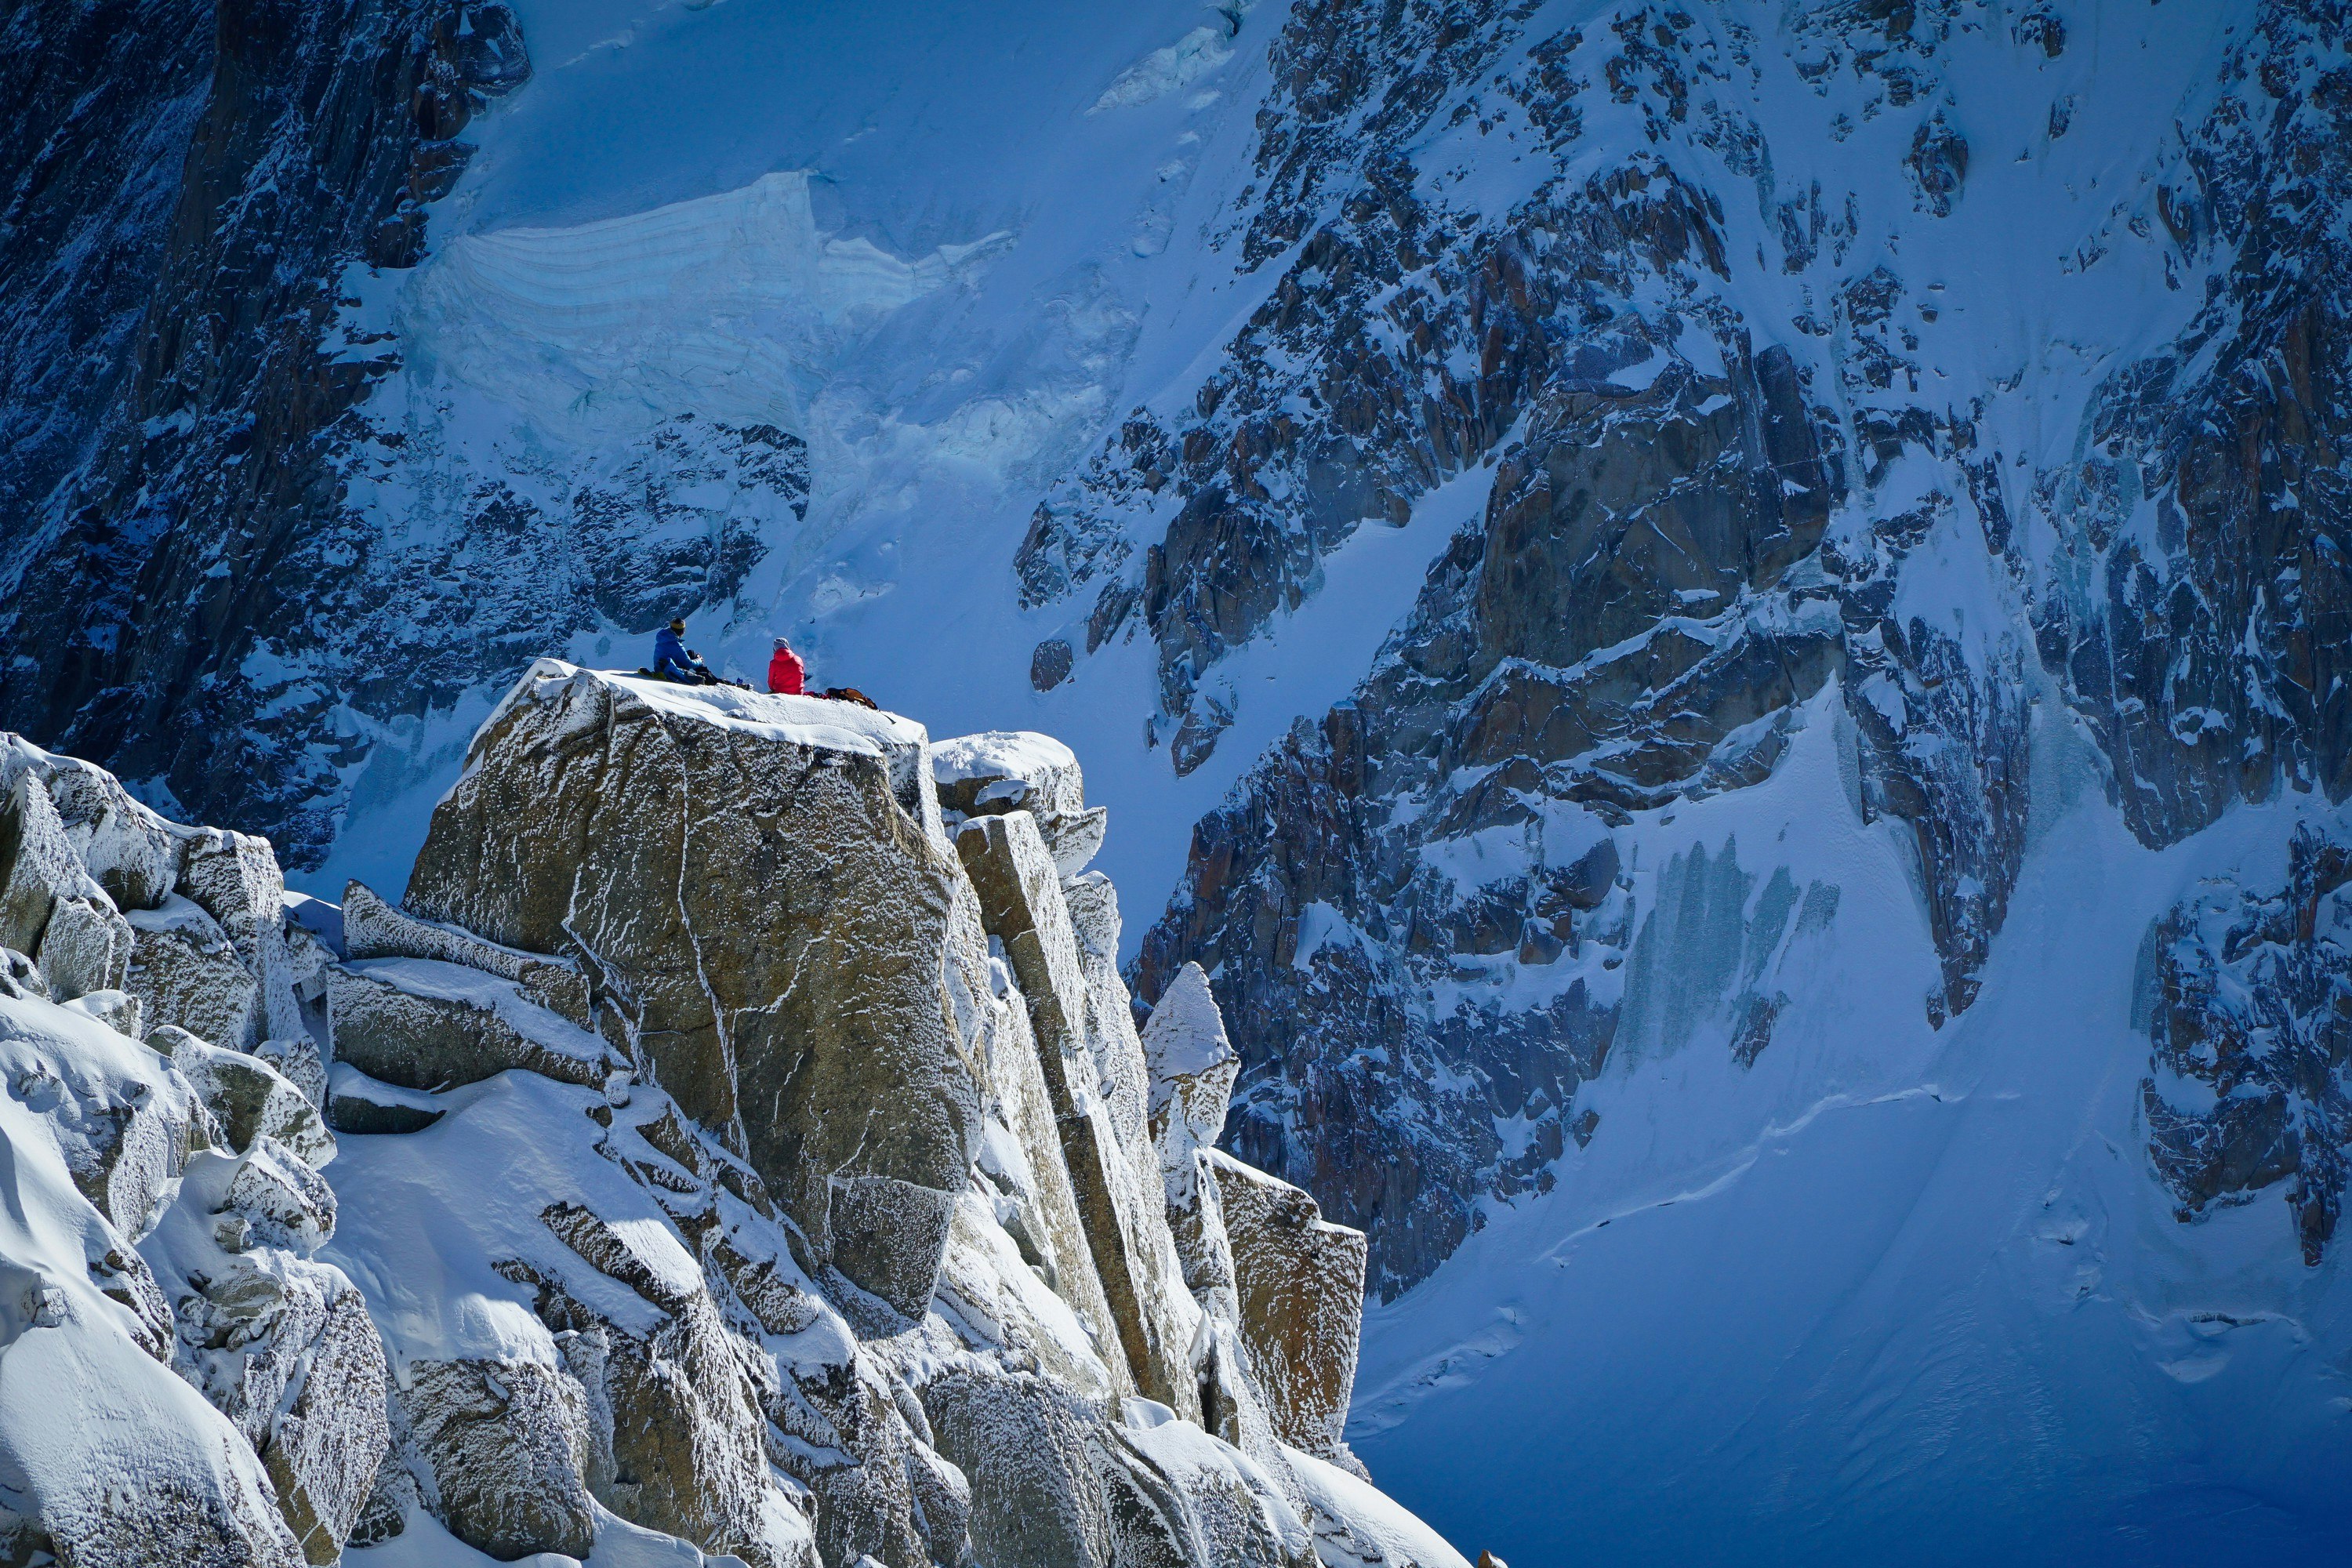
[935,730,1111,879]
[143,1138,390,1564]
[402,1356,601,1560]
[1144,963,1240,1188]
[0,989,310,1567]
[0,710,1465,1568]
[129,894,266,1048]
[179,829,306,1044]
[155,1025,335,1168]
[403,662,982,1321]
[1,768,135,1005]
[341,878,593,1028]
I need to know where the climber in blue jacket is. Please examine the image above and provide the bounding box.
[652,619,716,684]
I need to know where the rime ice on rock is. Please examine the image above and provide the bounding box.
[934,729,1111,878]
[1209,1150,1370,1471]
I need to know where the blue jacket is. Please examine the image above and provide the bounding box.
[653,626,694,678]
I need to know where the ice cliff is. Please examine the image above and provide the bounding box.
[0,676,1458,1567]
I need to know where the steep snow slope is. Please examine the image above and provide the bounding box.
[1346,706,2352,1563]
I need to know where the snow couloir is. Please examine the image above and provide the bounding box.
[0,663,1463,1568]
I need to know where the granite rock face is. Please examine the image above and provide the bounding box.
[955,808,1203,1425]
[1206,1153,1369,1469]
[402,662,985,1322]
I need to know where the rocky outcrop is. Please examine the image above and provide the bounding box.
[0,791,390,1567]
[341,877,592,1025]
[154,1024,335,1168]
[1206,1153,1367,1468]
[935,730,1110,879]
[401,662,983,1323]
[0,673,1431,1567]
[325,956,617,1092]
[956,809,1202,1423]
[2142,822,2352,1264]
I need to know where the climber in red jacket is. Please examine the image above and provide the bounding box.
[767,637,806,696]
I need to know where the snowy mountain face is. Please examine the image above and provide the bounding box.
[0,692,1461,1566]
[4,0,2352,1560]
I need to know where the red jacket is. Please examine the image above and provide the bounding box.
[767,646,806,695]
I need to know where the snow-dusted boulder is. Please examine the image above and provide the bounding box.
[327,956,619,1092]
[129,894,265,1047]
[0,991,307,1567]
[1206,1151,1369,1469]
[956,808,1203,1423]
[402,661,985,1321]
[2,735,182,912]
[1,768,135,1004]
[37,888,135,1003]
[934,730,1110,878]
[154,1025,334,1167]
[341,878,593,1029]
[403,1355,601,1559]
[143,1139,390,1564]
[177,829,304,1043]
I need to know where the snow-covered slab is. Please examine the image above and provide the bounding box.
[1283,1444,1471,1568]
[328,956,617,1093]
[932,730,1081,797]
[934,729,1108,877]
[485,659,928,760]
[343,880,591,1027]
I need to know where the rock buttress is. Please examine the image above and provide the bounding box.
[403,662,986,1321]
